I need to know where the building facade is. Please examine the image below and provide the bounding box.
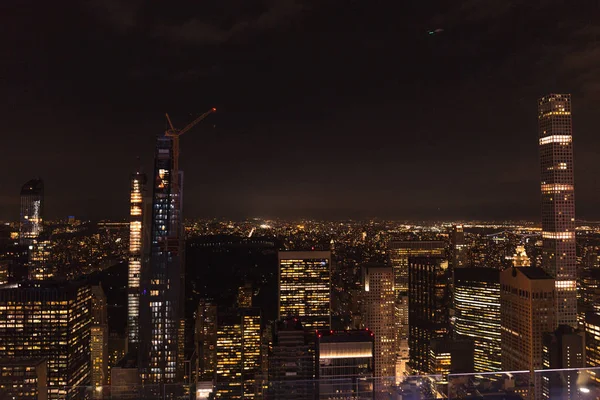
[278,251,331,330]
[454,267,501,372]
[408,256,450,374]
[140,135,185,383]
[500,267,556,400]
[0,358,47,400]
[20,178,44,246]
[0,281,91,400]
[127,172,146,346]
[316,330,374,399]
[362,265,396,379]
[538,94,577,328]
[541,325,585,400]
[91,285,109,394]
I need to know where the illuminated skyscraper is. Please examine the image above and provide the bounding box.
[408,256,450,374]
[500,267,556,399]
[215,308,262,399]
[19,178,43,246]
[362,265,396,379]
[513,245,531,267]
[585,312,600,383]
[91,285,108,395]
[195,299,218,383]
[140,135,185,383]
[451,225,468,269]
[0,358,47,400]
[454,268,501,372]
[538,94,577,327]
[127,171,146,346]
[388,241,445,376]
[278,251,331,330]
[0,281,92,400]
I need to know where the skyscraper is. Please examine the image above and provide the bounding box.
[388,241,445,376]
[140,135,185,383]
[538,94,577,327]
[19,178,44,246]
[91,285,109,395]
[451,225,468,269]
[127,172,146,346]
[0,281,92,400]
[362,265,396,379]
[195,299,218,383]
[454,268,501,372]
[408,255,450,374]
[541,325,585,400]
[316,330,375,399]
[215,308,262,399]
[278,251,331,330]
[500,267,556,399]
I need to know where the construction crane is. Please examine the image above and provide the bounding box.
[165,107,216,178]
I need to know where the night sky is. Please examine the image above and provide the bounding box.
[2,1,599,221]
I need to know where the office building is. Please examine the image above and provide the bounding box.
[127,171,146,346]
[541,325,585,400]
[110,353,140,400]
[20,178,44,246]
[408,256,450,374]
[215,308,262,399]
[451,225,468,269]
[362,265,396,379]
[140,135,185,383]
[585,312,600,383]
[316,330,374,399]
[388,241,445,376]
[0,281,91,400]
[454,268,501,372]
[538,94,577,327]
[267,318,315,400]
[278,251,331,330]
[0,261,8,285]
[0,358,47,400]
[195,299,218,383]
[500,267,556,399]
[91,285,109,395]
[28,237,54,281]
[428,338,474,376]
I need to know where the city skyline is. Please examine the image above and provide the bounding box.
[2,2,600,221]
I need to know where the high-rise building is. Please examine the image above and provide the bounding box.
[195,299,218,383]
[267,319,315,400]
[91,285,109,395]
[316,330,375,399]
[428,338,474,376]
[513,245,532,267]
[538,94,577,327]
[388,241,445,376]
[19,178,44,246]
[585,312,600,384]
[128,172,146,346]
[278,251,331,330]
[0,358,47,400]
[451,225,468,269]
[0,281,92,400]
[408,256,450,374]
[140,135,185,383]
[454,268,501,372]
[215,308,262,399]
[362,265,396,379]
[28,238,54,281]
[541,325,585,400]
[500,267,556,399]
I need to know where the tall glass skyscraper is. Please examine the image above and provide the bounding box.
[140,136,185,383]
[538,94,577,327]
[128,172,146,346]
[454,267,501,372]
[19,178,44,246]
[278,251,331,330]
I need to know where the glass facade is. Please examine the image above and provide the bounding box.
[128,172,146,346]
[454,268,501,372]
[19,178,44,246]
[278,251,331,330]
